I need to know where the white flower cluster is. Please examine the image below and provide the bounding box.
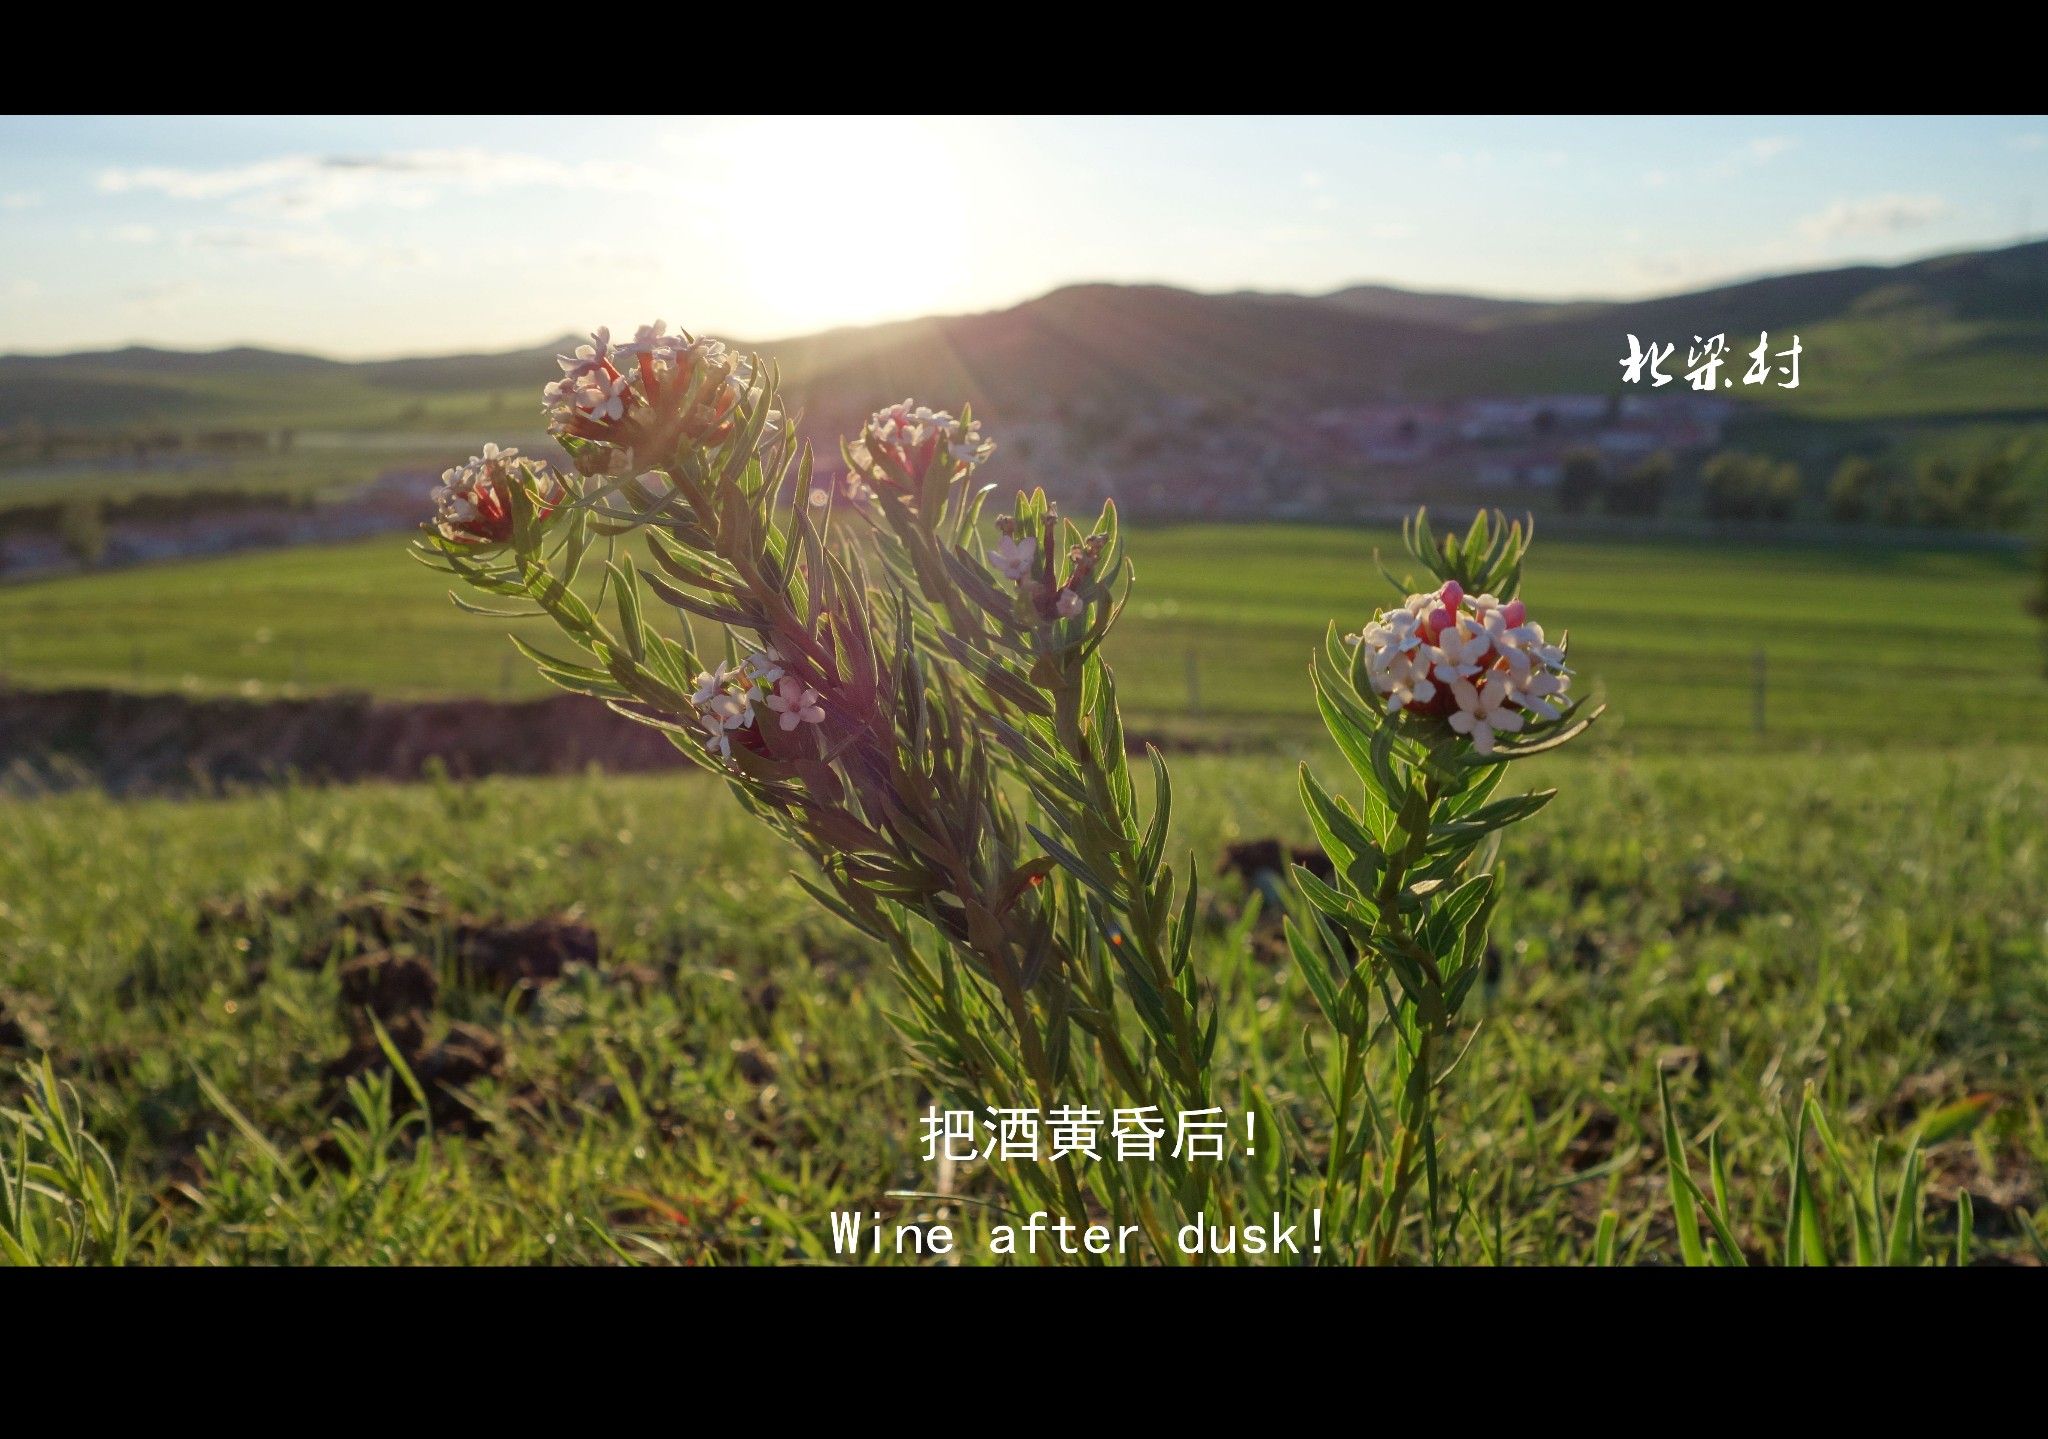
[811,400,995,510]
[690,644,823,758]
[865,399,996,470]
[1346,581,1571,754]
[429,443,542,544]
[540,321,775,468]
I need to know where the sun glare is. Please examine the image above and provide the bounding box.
[679,115,973,338]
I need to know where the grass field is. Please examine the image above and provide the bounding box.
[2,747,2041,1263]
[3,522,2043,748]
[0,447,462,507]
[4,518,2044,1264]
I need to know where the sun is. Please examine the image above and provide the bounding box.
[677,115,973,338]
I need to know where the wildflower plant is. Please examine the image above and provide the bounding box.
[1292,510,1600,1262]
[414,324,1600,1264]
[416,326,1222,1256]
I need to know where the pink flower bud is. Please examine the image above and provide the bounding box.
[1438,581,1465,613]
[1501,598,1527,628]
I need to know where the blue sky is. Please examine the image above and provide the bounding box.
[2,115,2044,359]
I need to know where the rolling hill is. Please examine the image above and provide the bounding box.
[4,239,2045,442]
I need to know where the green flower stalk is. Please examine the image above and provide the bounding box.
[1293,510,1600,1263]
[415,325,1222,1259]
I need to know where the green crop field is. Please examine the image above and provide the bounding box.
[2,747,2042,1264]
[0,447,464,507]
[2,522,2042,748]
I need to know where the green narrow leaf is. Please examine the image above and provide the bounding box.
[1659,1070,1707,1267]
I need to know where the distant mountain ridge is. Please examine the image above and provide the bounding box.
[5,238,2046,432]
[1312,283,1550,327]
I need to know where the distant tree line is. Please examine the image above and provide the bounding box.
[1701,452,1802,522]
[0,422,284,465]
[58,497,106,569]
[1553,442,2033,531]
[0,488,315,546]
[1557,447,1674,518]
[1827,446,2029,530]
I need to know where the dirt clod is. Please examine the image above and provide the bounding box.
[452,913,598,997]
[1217,838,1332,888]
[0,990,49,1052]
[730,1038,780,1086]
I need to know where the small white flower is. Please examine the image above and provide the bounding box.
[706,689,754,730]
[744,645,786,687]
[698,712,734,758]
[1526,624,1569,671]
[578,374,630,422]
[617,320,669,358]
[557,327,612,379]
[1056,588,1084,619]
[1431,620,1491,683]
[1510,667,1571,722]
[1385,609,1426,652]
[947,418,996,468]
[1448,675,1525,755]
[692,661,741,707]
[1372,649,1437,715]
[765,677,825,730]
[991,535,1037,581]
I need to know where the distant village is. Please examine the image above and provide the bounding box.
[0,467,429,581]
[0,386,1860,581]
[987,390,1734,520]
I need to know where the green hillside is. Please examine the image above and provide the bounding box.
[1433,241,2048,421]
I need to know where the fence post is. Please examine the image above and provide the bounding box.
[1752,646,1766,737]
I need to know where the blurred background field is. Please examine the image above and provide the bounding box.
[1,521,2038,750]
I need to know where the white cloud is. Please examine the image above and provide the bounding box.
[1707,136,1797,180]
[1797,193,1951,242]
[1,191,42,211]
[96,148,662,217]
[185,227,437,269]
